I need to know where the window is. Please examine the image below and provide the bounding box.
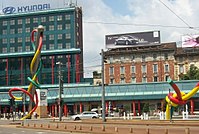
[42,44,46,50]
[131,77,136,83]
[131,65,136,73]
[66,33,71,39]
[142,65,146,73]
[57,25,62,30]
[49,35,54,40]
[153,54,157,61]
[65,15,70,20]
[41,17,46,22]
[18,38,22,43]
[66,43,71,49]
[10,20,15,25]
[18,46,22,52]
[10,38,15,43]
[66,24,70,29]
[165,64,169,72]
[58,44,63,49]
[25,18,30,24]
[18,28,22,33]
[120,66,125,74]
[121,56,124,61]
[142,55,146,62]
[142,77,147,83]
[57,34,62,39]
[154,76,158,82]
[33,18,38,23]
[26,37,30,42]
[3,39,7,44]
[132,55,135,61]
[26,27,30,33]
[165,75,170,81]
[153,64,158,73]
[57,15,62,21]
[110,57,113,63]
[164,53,168,60]
[49,25,54,31]
[109,67,114,75]
[3,30,7,35]
[18,19,22,24]
[2,47,7,53]
[3,21,7,26]
[49,16,54,21]
[110,78,114,84]
[120,78,125,83]
[10,47,15,53]
[49,44,54,50]
[179,65,184,73]
[10,29,15,34]
[25,46,30,51]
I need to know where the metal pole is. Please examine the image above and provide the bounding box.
[23,93,26,115]
[58,62,62,121]
[101,49,106,122]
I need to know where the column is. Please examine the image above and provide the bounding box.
[105,102,108,114]
[138,101,141,116]
[52,105,55,117]
[80,102,83,113]
[190,99,194,115]
[64,104,68,117]
[132,101,136,116]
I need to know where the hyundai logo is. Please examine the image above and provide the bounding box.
[3,7,16,14]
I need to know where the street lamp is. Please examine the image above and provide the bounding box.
[56,62,63,121]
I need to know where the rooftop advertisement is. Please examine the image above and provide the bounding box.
[182,34,199,48]
[105,31,161,49]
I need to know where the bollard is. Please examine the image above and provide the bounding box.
[185,128,190,134]
[74,125,76,130]
[48,124,50,128]
[102,125,105,131]
[27,123,29,127]
[56,123,58,128]
[115,127,118,132]
[79,125,82,130]
[130,128,133,133]
[40,124,43,127]
[64,125,67,129]
[21,122,24,126]
[90,126,93,131]
[34,124,36,127]
[164,128,168,134]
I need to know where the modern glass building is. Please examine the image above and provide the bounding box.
[0,6,83,86]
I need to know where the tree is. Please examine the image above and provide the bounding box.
[142,103,149,113]
[180,65,199,80]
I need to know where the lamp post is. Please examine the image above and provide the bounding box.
[56,62,63,121]
[101,49,106,122]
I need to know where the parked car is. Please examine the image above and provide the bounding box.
[71,111,99,121]
[115,35,139,45]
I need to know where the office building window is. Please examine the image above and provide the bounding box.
[131,77,136,83]
[131,65,136,73]
[3,39,7,44]
[10,47,15,53]
[18,38,22,43]
[154,76,158,82]
[49,44,54,50]
[120,78,125,83]
[142,55,146,62]
[66,24,70,29]
[49,25,54,31]
[41,17,46,22]
[164,53,168,60]
[18,28,22,33]
[10,20,15,25]
[26,27,30,33]
[25,18,30,24]
[25,46,30,51]
[153,54,157,61]
[3,21,7,26]
[10,29,15,34]
[10,38,15,43]
[57,24,62,30]
[58,44,63,49]
[109,67,114,75]
[42,44,46,50]
[66,43,71,49]
[26,37,30,42]
[49,16,54,21]
[109,57,113,63]
[120,66,125,74]
[142,65,146,73]
[153,64,158,73]
[65,15,70,20]
[18,19,22,24]
[58,34,62,39]
[66,33,71,39]
[49,35,54,40]
[165,64,169,72]
[3,30,7,35]
[142,77,147,83]
[179,65,184,73]
[2,47,7,53]
[18,46,22,52]
[57,15,62,21]
[33,17,38,23]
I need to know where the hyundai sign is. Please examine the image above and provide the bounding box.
[2,4,50,14]
[106,31,161,49]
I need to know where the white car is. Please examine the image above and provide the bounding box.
[71,111,99,121]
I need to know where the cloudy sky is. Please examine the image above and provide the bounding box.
[1,0,199,77]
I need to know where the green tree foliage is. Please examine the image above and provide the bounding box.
[180,65,199,80]
[142,103,149,113]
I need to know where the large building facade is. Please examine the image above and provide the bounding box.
[0,6,83,86]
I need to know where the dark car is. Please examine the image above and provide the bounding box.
[115,35,139,45]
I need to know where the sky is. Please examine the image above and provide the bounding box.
[1,0,199,78]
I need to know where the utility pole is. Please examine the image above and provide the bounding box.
[101,49,106,122]
[57,62,63,121]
